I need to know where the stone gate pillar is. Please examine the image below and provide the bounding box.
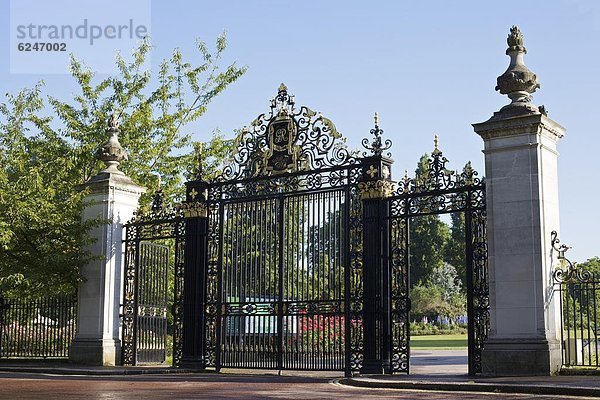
[70,116,145,365]
[473,26,565,375]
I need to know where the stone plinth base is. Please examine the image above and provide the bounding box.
[178,357,206,370]
[481,338,561,376]
[69,338,120,366]
[360,361,391,375]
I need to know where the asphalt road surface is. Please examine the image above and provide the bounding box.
[411,349,468,375]
[0,372,594,400]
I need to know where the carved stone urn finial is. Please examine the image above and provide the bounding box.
[506,25,525,53]
[96,113,128,174]
[495,26,541,116]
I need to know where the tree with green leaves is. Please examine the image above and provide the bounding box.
[576,257,600,275]
[445,212,466,288]
[0,34,246,296]
[0,86,94,296]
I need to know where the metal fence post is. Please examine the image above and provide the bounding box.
[179,180,209,369]
[358,151,394,374]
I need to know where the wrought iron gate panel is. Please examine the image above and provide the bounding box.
[466,208,489,374]
[136,242,169,364]
[211,185,358,371]
[388,211,409,373]
[347,184,364,373]
[204,203,221,367]
[386,148,489,375]
[281,189,348,370]
[122,195,185,366]
[219,197,281,369]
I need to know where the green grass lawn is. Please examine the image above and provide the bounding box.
[410,334,468,350]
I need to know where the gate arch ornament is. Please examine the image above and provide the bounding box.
[218,83,356,181]
[176,85,489,375]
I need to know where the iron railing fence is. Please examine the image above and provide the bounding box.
[551,231,600,369]
[556,276,600,368]
[0,294,77,359]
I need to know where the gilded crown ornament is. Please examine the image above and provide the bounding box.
[494,26,542,117]
[97,113,128,174]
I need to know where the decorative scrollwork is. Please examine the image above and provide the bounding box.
[121,197,185,367]
[396,138,482,196]
[178,201,208,218]
[348,183,364,371]
[362,112,392,157]
[215,84,356,181]
[390,217,409,373]
[208,166,361,201]
[551,231,593,283]
[204,203,221,367]
[129,189,182,224]
[392,140,484,219]
[358,180,396,199]
[387,143,488,374]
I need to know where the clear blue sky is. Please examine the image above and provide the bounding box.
[1,1,598,262]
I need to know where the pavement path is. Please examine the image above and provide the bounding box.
[0,372,593,400]
[1,350,599,399]
[410,349,468,375]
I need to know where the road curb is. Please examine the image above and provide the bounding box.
[338,377,600,398]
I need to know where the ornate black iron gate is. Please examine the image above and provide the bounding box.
[176,84,489,375]
[385,143,489,375]
[215,189,352,370]
[121,193,185,366]
[189,85,366,374]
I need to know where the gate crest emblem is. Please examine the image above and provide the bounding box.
[264,106,298,174]
[218,84,355,181]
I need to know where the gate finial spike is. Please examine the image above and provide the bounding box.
[278,82,287,93]
[434,134,439,150]
[362,112,392,157]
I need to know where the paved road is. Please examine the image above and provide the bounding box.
[411,349,468,375]
[0,372,594,400]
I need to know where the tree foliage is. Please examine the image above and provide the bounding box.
[445,212,466,287]
[410,283,465,322]
[49,34,246,202]
[577,257,600,276]
[0,87,94,296]
[406,153,474,321]
[0,34,246,295]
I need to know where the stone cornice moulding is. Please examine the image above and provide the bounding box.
[473,114,565,141]
[77,172,147,196]
[482,141,559,157]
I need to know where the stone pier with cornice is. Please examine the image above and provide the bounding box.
[473,26,565,375]
[69,116,146,366]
